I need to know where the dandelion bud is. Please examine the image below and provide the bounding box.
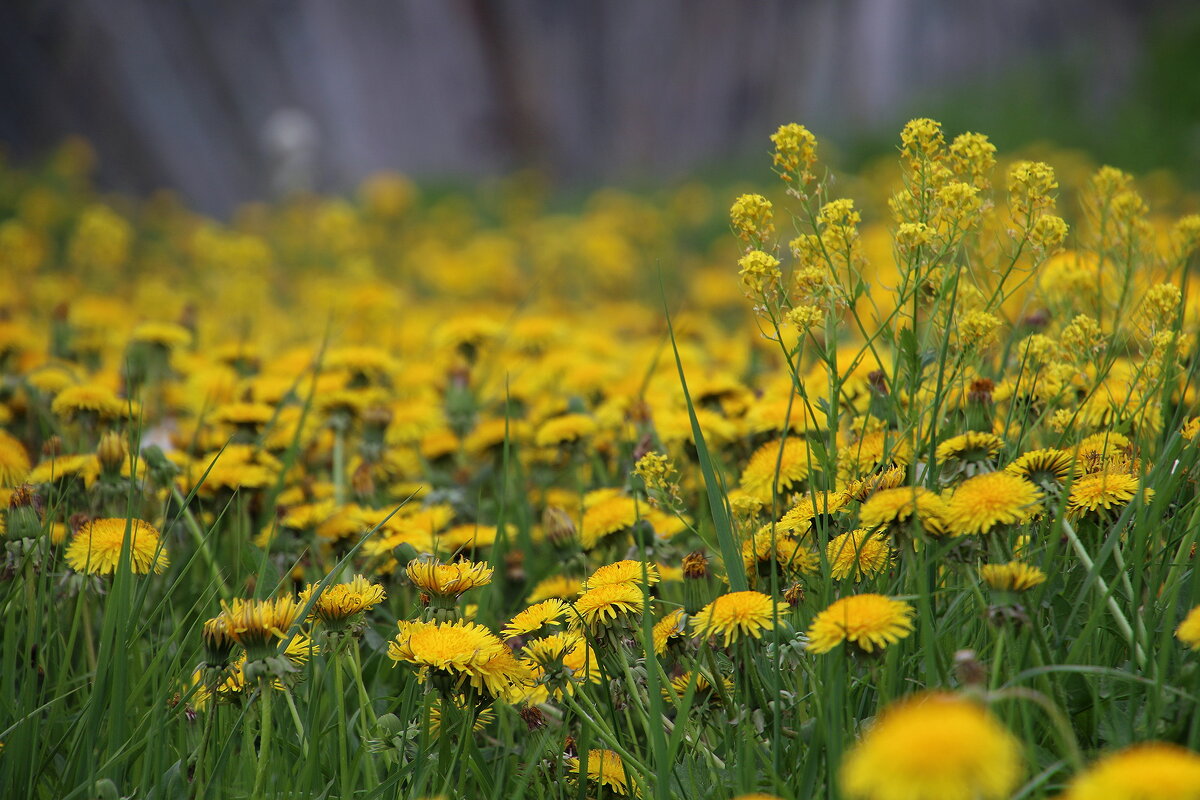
[682,551,709,580]
[784,583,806,606]
[42,435,64,458]
[953,649,987,687]
[201,616,237,668]
[520,705,547,731]
[6,484,43,541]
[542,505,577,547]
[96,431,128,475]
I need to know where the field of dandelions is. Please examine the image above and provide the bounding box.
[3,119,1200,800]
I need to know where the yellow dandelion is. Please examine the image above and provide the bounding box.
[841,465,907,502]
[0,431,31,487]
[1176,604,1200,650]
[534,413,598,447]
[388,619,506,677]
[665,670,732,704]
[218,596,302,657]
[859,486,949,537]
[777,490,850,536]
[572,582,644,629]
[580,495,639,549]
[838,431,911,482]
[527,574,583,603]
[1066,470,1141,517]
[567,749,637,797]
[299,574,386,626]
[806,594,914,654]
[1006,448,1077,488]
[979,561,1046,593]
[935,431,1005,465]
[1061,742,1200,800]
[739,437,814,503]
[405,559,494,598]
[130,321,192,349]
[65,518,168,575]
[840,692,1023,800]
[502,599,569,638]
[50,383,131,421]
[827,530,893,581]
[691,591,790,646]
[212,402,276,428]
[584,560,660,590]
[652,609,688,655]
[944,472,1042,535]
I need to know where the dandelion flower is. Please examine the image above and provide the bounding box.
[299,574,386,627]
[944,472,1041,535]
[778,490,850,536]
[859,486,949,537]
[807,594,914,654]
[527,574,583,603]
[219,596,301,658]
[1176,605,1200,650]
[388,619,506,678]
[1061,742,1200,800]
[1006,448,1076,488]
[567,749,637,797]
[935,431,1005,466]
[50,383,130,421]
[827,530,893,581]
[584,560,660,590]
[691,591,789,646]
[580,495,639,549]
[652,609,687,655]
[0,431,30,487]
[840,692,1023,800]
[665,670,732,705]
[572,582,644,629]
[979,561,1046,593]
[65,518,168,575]
[1066,470,1141,517]
[406,559,494,598]
[534,413,598,447]
[502,599,569,638]
[739,437,814,503]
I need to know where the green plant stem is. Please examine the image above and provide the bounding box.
[1060,518,1146,669]
[252,684,274,800]
[334,649,353,799]
[171,487,231,601]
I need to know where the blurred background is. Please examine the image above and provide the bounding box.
[2,0,1198,216]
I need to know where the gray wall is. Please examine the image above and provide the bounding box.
[0,0,1158,215]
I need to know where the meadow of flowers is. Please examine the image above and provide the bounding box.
[3,120,1200,799]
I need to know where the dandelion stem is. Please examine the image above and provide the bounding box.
[252,683,274,800]
[1060,518,1146,669]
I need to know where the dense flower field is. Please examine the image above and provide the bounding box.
[3,121,1200,799]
